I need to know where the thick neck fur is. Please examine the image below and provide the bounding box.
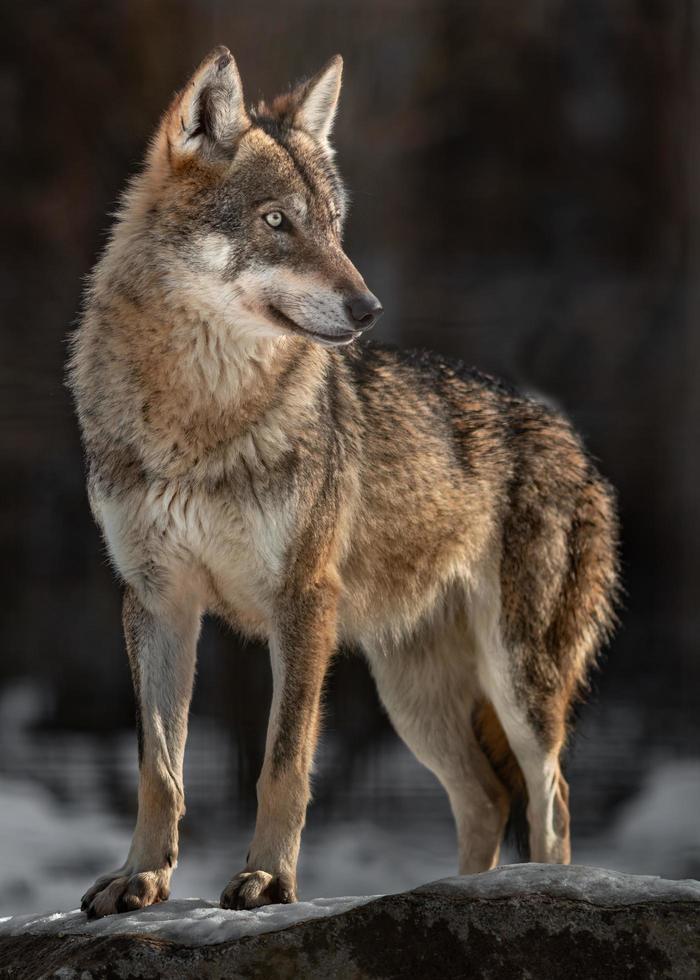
[73,195,329,487]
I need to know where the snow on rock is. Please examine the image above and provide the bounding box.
[419,862,700,906]
[2,865,699,979]
[0,894,377,946]
[2,862,697,948]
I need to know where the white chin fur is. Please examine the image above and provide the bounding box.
[306,331,357,348]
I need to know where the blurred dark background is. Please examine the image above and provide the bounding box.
[1,0,699,913]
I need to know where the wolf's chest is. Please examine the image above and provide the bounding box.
[93,480,293,618]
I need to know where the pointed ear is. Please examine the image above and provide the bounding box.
[159,46,248,164]
[293,55,343,147]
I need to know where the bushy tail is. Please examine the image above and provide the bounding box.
[549,473,621,691]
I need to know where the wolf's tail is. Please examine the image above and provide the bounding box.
[472,700,530,859]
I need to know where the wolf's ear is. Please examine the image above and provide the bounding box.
[293,55,343,147]
[159,46,248,164]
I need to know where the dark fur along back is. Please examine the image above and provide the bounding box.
[69,46,620,917]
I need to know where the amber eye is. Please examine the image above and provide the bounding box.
[264,211,284,229]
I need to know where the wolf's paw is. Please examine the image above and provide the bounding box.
[220,869,297,910]
[81,869,170,919]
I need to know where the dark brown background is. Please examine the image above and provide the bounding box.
[1,0,698,908]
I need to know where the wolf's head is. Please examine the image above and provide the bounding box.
[125,46,381,348]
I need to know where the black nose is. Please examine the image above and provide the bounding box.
[346,292,383,329]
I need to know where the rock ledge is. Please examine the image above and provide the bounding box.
[1,864,699,979]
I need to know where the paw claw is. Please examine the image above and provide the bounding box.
[220,869,296,910]
[80,869,170,918]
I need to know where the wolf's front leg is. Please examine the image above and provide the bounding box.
[81,585,200,918]
[221,580,338,909]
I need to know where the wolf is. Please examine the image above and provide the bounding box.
[68,46,619,917]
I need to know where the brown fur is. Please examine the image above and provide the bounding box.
[68,47,619,916]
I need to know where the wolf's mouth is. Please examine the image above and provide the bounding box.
[266,305,357,346]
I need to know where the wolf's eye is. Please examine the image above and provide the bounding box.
[264,211,284,229]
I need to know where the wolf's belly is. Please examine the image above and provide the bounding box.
[92,481,291,631]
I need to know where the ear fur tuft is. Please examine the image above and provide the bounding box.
[160,46,248,164]
[293,55,343,146]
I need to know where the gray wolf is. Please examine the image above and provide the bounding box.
[68,47,619,917]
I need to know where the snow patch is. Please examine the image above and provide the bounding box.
[2,865,699,948]
[419,863,700,906]
[0,895,378,946]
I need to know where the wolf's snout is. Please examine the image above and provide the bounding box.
[346,292,383,330]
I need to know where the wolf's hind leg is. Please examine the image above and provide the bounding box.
[367,637,509,875]
[81,584,201,918]
[478,642,571,864]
